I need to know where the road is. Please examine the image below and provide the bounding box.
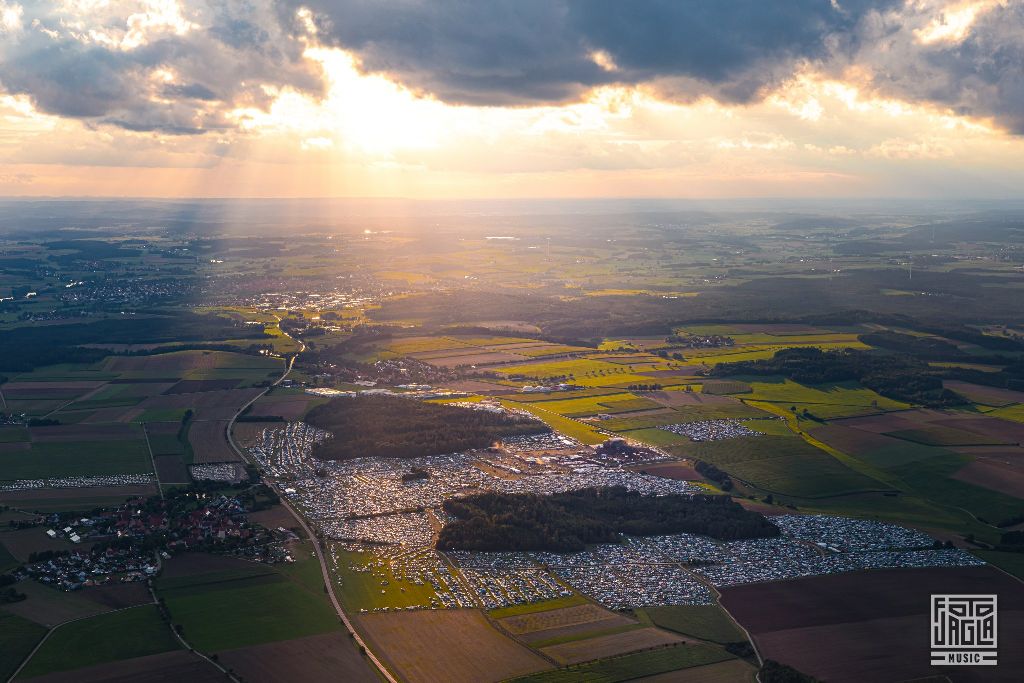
[224,326,399,683]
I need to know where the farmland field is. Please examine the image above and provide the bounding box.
[639,605,746,644]
[157,558,341,652]
[721,566,1024,683]
[357,609,552,683]
[17,604,180,678]
[508,643,735,683]
[671,435,886,498]
[0,612,47,681]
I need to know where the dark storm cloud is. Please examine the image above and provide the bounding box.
[289,0,902,105]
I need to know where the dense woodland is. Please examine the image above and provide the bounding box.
[306,394,548,460]
[0,312,267,371]
[712,347,965,407]
[437,487,780,552]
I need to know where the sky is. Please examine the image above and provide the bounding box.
[0,0,1023,199]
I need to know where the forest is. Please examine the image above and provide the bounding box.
[306,394,549,460]
[436,486,780,552]
[711,347,965,407]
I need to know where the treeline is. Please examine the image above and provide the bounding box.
[694,460,733,491]
[436,486,780,552]
[306,394,548,461]
[711,347,965,407]
[0,312,268,371]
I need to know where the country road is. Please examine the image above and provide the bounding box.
[224,326,399,683]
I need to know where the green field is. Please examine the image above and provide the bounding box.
[0,440,152,480]
[17,605,179,678]
[0,427,29,443]
[157,560,341,652]
[672,435,887,498]
[508,643,734,683]
[332,548,441,611]
[972,551,1024,580]
[499,400,607,445]
[0,538,18,572]
[889,453,1024,525]
[0,612,48,681]
[638,605,746,644]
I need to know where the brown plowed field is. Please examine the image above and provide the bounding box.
[943,381,1024,407]
[641,392,738,408]
[635,461,701,481]
[498,603,631,635]
[933,416,1024,444]
[136,388,264,421]
[952,458,1024,497]
[187,420,239,463]
[721,566,1024,683]
[218,631,377,683]
[29,424,141,442]
[21,650,225,683]
[540,627,684,665]
[357,609,551,683]
[637,658,757,682]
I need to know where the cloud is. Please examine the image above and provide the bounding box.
[2,0,1023,140]
[0,1,323,134]
[290,0,902,106]
[293,0,1024,134]
[852,1,1024,133]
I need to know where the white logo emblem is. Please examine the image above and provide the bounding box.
[931,594,997,665]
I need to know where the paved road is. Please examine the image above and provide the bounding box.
[224,329,399,683]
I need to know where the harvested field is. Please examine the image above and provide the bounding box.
[1,580,111,626]
[218,632,377,683]
[0,528,78,562]
[440,379,521,394]
[29,423,142,442]
[932,416,1024,444]
[164,379,240,393]
[2,381,106,392]
[423,351,528,367]
[885,424,1008,447]
[0,484,157,512]
[19,649,225,683]
[952,458,1024,497]
[540,627,684,665]
[639,391,738,408]
[81,406,145,423]
[638,659,757,682]
[81,582,153,610]
[153,454,189,483]
[159,552,261,579]
[136,388,264,421]
[102,351,277,374]
[247,505,298,529]
[499,603,632,636]
[944,381,1024,407]
[830,412,925,433]
[638,367,705,378]
[357,609,551,683]
[187,420,238,463]
[248,393,321,420]
[634,461,701,481]
[231,421,278,448]
[721,566,1024,683]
